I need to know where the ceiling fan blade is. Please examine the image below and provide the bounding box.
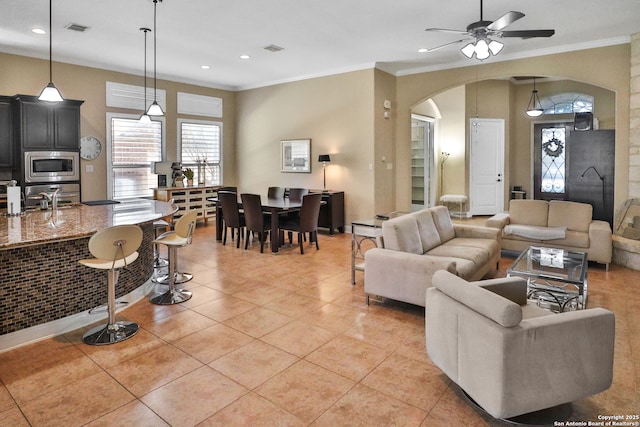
[425,38,474,53]
[487,11,525,31]
[500,29,555,38]
[425,28,469,36]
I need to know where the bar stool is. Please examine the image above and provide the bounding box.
[150,210,198,305]
[79,225,143,345]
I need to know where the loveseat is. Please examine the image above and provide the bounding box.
[426,270,615,419]
[486,199,612,269]
[364,206,500,306]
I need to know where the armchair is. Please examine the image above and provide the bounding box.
[426,270,615,421]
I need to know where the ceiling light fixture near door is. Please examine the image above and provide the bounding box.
[38,0,64,102]
[146,0,164,117]
[526,77,544,117]
[140,27,152,123]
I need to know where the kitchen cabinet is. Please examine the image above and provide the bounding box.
[310,190,345,234]
[0,96,12,167]
[12,95,83,151]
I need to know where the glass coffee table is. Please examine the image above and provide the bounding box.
[507,246,588,312]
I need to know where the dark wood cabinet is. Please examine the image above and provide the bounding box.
[12,95,83,151]
[0,96,12,167]
[311,190,345,234]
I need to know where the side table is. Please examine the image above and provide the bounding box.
[351,211,409,285]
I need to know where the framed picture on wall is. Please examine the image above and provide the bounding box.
[281,139,311,173]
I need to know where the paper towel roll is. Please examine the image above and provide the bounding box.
[7,186,21,215]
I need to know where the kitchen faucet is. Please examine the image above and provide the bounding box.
[38,189,61,210]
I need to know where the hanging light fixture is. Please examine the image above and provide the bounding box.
[38,0,64,102]
[460,38,503,61]
[146,0,164,117]
[139,27,152,123]
[526,77,544,117]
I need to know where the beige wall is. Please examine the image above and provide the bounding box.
[236,69,376,224]
[395,44,631,215]
[0,52,236,201]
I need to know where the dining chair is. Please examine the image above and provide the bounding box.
[279,193,322,254]
[240,193,271,253]
[267,186,285,198]
[219,191,245,248]
[218,186,237,193]
[287,188,309,201]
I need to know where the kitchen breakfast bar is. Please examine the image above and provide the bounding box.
[0,199,176,350]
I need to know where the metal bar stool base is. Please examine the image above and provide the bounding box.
[153,272,193,284]
[82,321,139,346]
[150,289,192,305]
[154,257,169,268]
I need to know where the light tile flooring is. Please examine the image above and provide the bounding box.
[0,223,638,426]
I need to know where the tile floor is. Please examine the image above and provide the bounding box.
[0,223,638,426]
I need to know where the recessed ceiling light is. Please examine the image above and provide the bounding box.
[31,28,46,35]
[417,48,428,53]
[240,54,251,60]
[201,65,211,70]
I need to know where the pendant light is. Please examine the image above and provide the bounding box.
[38,0,64,102]
[526,77,544,117]
[139,27,152,123]
[146,0,164,117]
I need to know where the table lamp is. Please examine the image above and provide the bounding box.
[318,154,331,192]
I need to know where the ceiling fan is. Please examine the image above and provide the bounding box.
[423,0,555,60]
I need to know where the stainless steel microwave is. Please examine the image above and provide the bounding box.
[24,151,80,183]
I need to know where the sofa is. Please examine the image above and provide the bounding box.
[426,270,615,420]
[364,206,501,306]
[486,199,612,269]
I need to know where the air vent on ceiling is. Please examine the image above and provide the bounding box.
[65,23,89,32]
[263,44,284,53]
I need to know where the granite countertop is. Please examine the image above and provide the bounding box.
[0,199,176,249]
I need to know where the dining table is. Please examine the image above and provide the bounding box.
[210,195,305,253]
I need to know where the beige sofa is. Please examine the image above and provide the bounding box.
[426,270,615,419]
[486,199,612,268]
[364,206,500,306]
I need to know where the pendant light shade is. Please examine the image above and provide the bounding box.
[146,0,164,117]
[526,77,544,117]
[139,27,152,123]
[38,0,63,102]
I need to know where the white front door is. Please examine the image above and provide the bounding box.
[469,118,505,215]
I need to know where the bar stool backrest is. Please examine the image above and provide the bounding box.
[175,210,198,241]
[88,225,143,263]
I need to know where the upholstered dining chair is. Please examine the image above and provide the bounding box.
[279,193,322,254]
[79,224,143,345]
[240,193,271,253]
[218,190,245,248]
[267,186,285,198]
[287,187,309,201]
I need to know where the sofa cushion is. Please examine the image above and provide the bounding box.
[509,200,549,227]
[414,208,442,252]
[382,214,423,254]
[432,270,523,327]
[547,230,590,249]
[431,206,456,242]
[424,255,477,280]
[427,241,490,268]
[548,200,592,233]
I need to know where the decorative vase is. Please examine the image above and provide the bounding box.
[187,179,194,186]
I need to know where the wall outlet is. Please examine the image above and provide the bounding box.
[86,165,94,173]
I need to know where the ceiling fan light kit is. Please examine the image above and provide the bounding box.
[425,0,554,61]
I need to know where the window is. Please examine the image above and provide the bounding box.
[178,119,222,185]
[107,113,164,199]
[540,93,593,115]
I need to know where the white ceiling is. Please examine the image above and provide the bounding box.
[1,0,639,91]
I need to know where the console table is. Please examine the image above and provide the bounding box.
[310,190,345,234]
[154,185,220,223]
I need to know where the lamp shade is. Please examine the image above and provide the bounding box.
[318,154,331,162]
